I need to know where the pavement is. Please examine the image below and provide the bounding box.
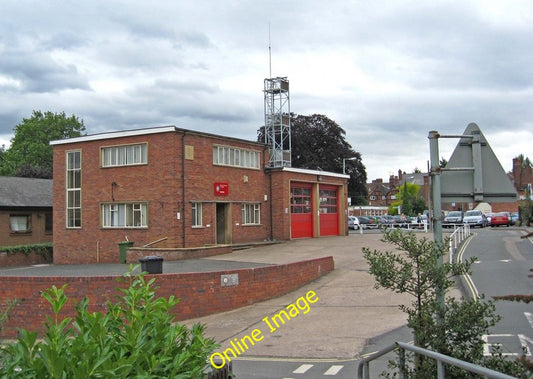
[183,232,416,360]
[0,231,438,360]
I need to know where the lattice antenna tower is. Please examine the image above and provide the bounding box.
[264,27,291,168]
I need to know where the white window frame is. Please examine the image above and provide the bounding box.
[192,202,203,227]
[213,145,260,169]
[101,143,147,167]
[242,203,261,225]
[66,150,82,228]
[369,195,377,201]
[102,202,148,228]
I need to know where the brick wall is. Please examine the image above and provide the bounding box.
[0,256,333,339]
[0,251,52,267]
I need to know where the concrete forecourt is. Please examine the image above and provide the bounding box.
[186,233,417,361]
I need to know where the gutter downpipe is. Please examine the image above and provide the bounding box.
[181,131,186,248]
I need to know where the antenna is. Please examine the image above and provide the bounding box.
[268,23,272,78]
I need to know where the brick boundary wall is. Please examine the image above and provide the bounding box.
[0,251,53,268]
[0,256,334,339]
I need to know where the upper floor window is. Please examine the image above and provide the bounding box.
[213,145,260,169]
[101,143,147,167]
[66,150,82,228]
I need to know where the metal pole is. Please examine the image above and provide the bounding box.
[428,131,445,311]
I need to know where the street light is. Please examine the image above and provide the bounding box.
[343,157,357,174]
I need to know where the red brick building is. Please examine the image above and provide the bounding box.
[51,126,348,264]
[366,170,430,210]
[0,176,53,247]
[512,157,533,200]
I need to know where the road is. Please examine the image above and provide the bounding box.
[458,227,533,358]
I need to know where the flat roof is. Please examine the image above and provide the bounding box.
[50,125,265,147]
[50,126,177,145]
[279,166,349,179]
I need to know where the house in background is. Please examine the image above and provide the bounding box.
[0,176,53,247]
[366,170,430,212]
[51,126,349,264]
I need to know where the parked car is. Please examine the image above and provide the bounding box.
[348,216,360,230]
[357,216,378,229]
[510,212,519,225]
[443,211,463,228]
[463,210,488,228]
[490,212,510,227]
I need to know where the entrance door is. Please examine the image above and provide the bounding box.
[216,203,231,244]
[319,185,339,236]
[290,184,313,238]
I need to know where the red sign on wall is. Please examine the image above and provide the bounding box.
[214,182,229,196]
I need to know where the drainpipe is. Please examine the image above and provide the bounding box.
[181,132,186,248]
[268,168,274,241]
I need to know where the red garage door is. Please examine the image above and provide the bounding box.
[319,186,338,236]
[291,184,313,238]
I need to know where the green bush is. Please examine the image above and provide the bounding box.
[0,266,218,378]
[0,243,53,258]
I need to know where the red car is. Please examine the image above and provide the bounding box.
[490,212,510,227]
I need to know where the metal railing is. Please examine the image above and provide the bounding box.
[357,341,516,379]
[449,224,471,262]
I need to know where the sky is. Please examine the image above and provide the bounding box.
[1,0,532,180]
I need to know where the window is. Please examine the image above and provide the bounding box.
[213,145,260,169]
[102,203,147,228]
[10,215,31,233]
[101,143,147,167]
[45,212,53,233]
[66,150,81,228]
[242,203,260,225]
[192,202,202,227]
[319,189,337,214]
[291,186,312,214]
[369,195,376,201]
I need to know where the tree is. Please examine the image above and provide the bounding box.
[363,228,531,378]
[0,111,86,178]
[258,113,367,204]
[388,182,426,216]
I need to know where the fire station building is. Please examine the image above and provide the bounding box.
[51,126,349,264]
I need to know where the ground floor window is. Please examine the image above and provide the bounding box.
[10,215,31,233]
[242,203,260,225]
[192,202,203,227]
[102,202,147,228]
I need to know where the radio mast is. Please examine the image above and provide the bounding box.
[264,25,291,168]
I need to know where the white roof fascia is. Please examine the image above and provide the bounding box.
[50,126,177,145]
[281,166,349,179]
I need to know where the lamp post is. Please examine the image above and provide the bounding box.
[343,157,357,174]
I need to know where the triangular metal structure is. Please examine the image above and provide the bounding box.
[440,123,517,203]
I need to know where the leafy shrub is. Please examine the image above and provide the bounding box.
[0,243,53,258]
[0,266,218,378]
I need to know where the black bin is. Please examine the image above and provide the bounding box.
[139,255,163,274]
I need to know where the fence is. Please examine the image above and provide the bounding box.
[357,341,515,379]
[448,224,471,263]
